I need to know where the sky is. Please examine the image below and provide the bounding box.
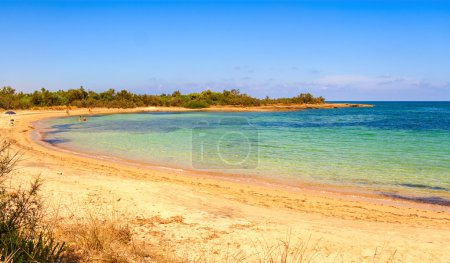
[1,0,450,100]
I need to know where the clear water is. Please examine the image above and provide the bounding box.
[39,102,450,205]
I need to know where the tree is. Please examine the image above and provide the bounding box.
[0,86,326,109]
[0,86,16,96]
[99,89,115,101]
[230,89,240,96]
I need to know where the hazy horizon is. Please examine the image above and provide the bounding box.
[2,0,450,101]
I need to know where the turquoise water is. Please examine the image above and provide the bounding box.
[39,102,450,205]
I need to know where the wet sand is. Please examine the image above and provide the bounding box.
[2,106,449,262]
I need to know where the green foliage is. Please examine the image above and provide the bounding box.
[0,223,65,263]
[0,140,66,262]
[271,93,325,105]
[184,100,210,109]
[0,86,326,109]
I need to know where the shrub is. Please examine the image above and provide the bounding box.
[184,100,210,109]
[0,86,326,109]
[0,139,65,262]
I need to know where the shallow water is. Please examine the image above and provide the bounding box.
[39,102,450,205]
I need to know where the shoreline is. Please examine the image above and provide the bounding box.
[2,105,450,261]
[34,121,450,211]
[33,106,450,211]
[9,105,450,211]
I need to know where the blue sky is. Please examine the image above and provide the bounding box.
[1,0,450,100]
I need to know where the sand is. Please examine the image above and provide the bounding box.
[1,105,449,262]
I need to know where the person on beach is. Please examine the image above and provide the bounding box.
[8,119,14,126]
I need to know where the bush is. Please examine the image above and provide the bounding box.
[184,100,210,109]
[0,223,65,263]
[0,139,65,262]
[0,86,326,109]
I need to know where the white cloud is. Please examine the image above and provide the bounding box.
[126,73,450,100]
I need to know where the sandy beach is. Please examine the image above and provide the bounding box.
[1,105,449,262]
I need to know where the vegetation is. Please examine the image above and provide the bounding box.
[0,86,325,109]
[0,140,65,262]
[56,210,149,262]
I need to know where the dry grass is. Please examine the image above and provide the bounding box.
[55,211,151,262]
[51,207,398,263]
[161,232,398,263]
[53,205,326,263]
[184,234,321,263]
[251,234,321,263]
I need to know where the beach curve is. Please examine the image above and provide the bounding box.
[2,106,450,262]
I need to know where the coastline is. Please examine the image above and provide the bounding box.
[34,120,450,211]
[2,105,450,261]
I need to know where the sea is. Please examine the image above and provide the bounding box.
[37,102,450,205]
